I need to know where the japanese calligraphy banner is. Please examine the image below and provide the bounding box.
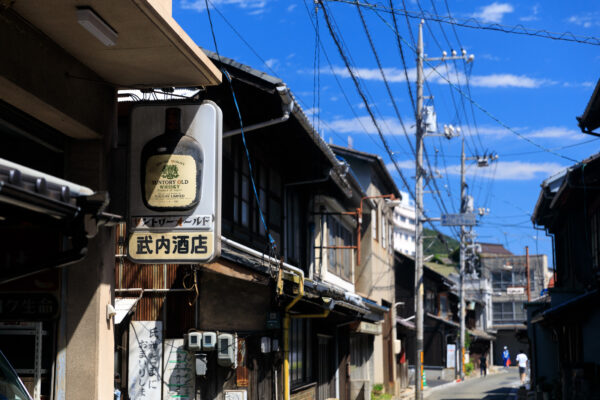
[128,231,214,262]
[129,321,163,400]
[163,339,195,400]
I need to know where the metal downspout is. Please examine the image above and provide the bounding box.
[282,267,305,400]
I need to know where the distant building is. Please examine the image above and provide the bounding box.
[478,243,514,257]
[392,191,416,256]
[479,252,548,365]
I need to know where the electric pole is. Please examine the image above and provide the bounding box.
[458,138,497,380]
[415,19,425,400]
[414,20,474,399]
[459,138,466,381]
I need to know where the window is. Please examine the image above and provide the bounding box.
[290,319,312,387]
[492,270,526,291]
[327,216,353,281]
[439,295,449,317]
[425,290,437,314]
[492,302,525,323]
[286,192,302,264]
[382,217,387,249]
[230,145,282,242]
[591,212,600,270]
[372,208,378,241]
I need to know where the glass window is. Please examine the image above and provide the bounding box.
[492,302,526,323]
[290,319,312,387]
[327,215,354,281]
[382,217,387,249]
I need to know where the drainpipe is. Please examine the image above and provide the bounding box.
[283,267,305,400]
[223,85,294,138]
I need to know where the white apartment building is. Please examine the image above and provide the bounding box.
[393,191,416,256]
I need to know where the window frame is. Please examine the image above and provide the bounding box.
[326,215,354,282]
[290,319,313,387]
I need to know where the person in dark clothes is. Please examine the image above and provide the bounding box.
[479,354,487,377]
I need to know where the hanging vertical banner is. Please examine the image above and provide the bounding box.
[127,102,223,264]
[129,321,163,400]
[163,339,195,400]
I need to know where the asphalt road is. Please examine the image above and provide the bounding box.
[425,369,522,400]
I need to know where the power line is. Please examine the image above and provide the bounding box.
[301,0,386,151]
[323,0,600,46]
[318,0,455,246]
[375,20,580,163]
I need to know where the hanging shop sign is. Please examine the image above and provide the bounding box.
[127,102,222,264]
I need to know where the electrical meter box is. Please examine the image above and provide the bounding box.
[260,337,271,353]
[202,331,217,351]
[195,353,208,376]
[186,332,202,351]
[217,333,236,367]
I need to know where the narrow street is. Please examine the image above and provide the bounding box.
[425,369,522,400]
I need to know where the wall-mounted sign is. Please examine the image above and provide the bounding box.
[441,213,477,226]
[355,321,382,336]
[507,287,525,294]
[163,339,195,400]
[128,321,163,400]
[0,293,58,321]
[128,102,222,264]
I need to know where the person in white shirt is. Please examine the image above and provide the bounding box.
[516,350,528,385]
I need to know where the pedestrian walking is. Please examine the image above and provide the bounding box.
[502,346,510,368]
[479,354,487,377]
[516,349,529,385]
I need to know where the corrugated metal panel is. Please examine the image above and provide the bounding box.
[133,295,165,321]
[115,224,197,330]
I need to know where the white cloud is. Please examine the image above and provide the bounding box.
[181,0,267,12]
[568,14,600,28]
[520,4,540,22]
[526,126,580,139]
[386,160,415,172]
[265,58,279,69]
[471,2,514,23]
[386,158,566,181]
[469,74,553,88]
[327,116,415,136]
[563,81,595,88]
[287,4,297,12]
[304,107,320,116]
[446,161,565,181]
[479,54,501,61]
[319,65,553,89]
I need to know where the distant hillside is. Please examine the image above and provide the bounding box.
[423,228,459,256]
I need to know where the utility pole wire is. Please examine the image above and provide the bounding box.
[324,0,600,46]
[318,1,455,249]
[358,0,459,227]
[359,6,579,163]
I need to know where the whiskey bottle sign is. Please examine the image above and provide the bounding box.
[128,102,222,264]
[145,154,197,208]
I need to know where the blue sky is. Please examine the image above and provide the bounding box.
[173,0,600,262]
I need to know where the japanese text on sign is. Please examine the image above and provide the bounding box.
[128,232,214,262]
[133,215,213,229]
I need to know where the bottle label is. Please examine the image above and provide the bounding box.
[145,154,197,208]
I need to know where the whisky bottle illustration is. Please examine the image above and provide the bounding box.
[141,107,203,211]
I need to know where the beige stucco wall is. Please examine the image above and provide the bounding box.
[1,8,117,398]
[355,184,397,391]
